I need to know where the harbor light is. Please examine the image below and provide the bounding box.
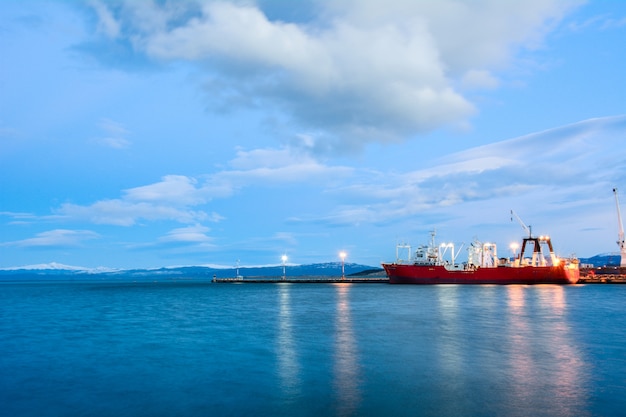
[510,242,519,258]
[339,251,347,279]
[281,254,288,280]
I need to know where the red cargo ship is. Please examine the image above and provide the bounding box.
[382,230,579,285]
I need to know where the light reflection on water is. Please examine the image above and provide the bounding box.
[333,284,360,416]
[506,285,535,412]
[435,285,462,379]
[276,283,362,415]
[2,282,624,416]
[270,284,597,416]
[505,286,590,417]
[277,284,301,398]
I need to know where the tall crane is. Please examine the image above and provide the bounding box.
[510,210,557,266]
[613,188,626,268]
[510,210,532,237]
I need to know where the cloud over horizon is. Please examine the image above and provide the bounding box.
[7,115,626,259]
[83,0,583,153]
[4,229,100,248]
[3,0,624,269]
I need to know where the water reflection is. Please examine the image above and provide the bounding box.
[430,285,590,416]
[333,284,360,416]
[277,285,300,397]
[506,286,589,417]
[505,285,533,411]
[436,285,462,374]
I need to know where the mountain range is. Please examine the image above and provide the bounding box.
[2,252,621,282]
[578,254,623,268]
[0,262,383,281]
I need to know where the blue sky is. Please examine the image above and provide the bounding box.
[1,0,626,269]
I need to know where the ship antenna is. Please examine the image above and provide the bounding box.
[511,210,532,238]
[613,188,626,268]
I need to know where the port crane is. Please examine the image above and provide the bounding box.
[510,210,532,237]
[510,210,558,266]
[613,188,626,267]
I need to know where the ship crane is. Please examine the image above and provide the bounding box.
[510,210,532,238]
[613,188,626,268]
[510,210,558,267]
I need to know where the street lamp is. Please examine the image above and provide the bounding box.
[510,242,519,264]
[339,251,347,279]
[281,254,288,280]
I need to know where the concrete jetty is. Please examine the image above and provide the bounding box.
[578,275,626,284]
[212,275,388,283]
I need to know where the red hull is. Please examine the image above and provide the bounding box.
[382,263,579,285]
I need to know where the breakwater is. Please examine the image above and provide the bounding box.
[579,266,626,284]
[579,275,626,284]
[212,275,388,283]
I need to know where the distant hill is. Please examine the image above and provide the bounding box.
[0,262,383,281]
[578,254,622,267]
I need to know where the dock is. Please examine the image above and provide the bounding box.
[212,275,389,284]
[578,275,626,284]
[579,267,626,284]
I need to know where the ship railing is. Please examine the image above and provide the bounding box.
[443,263,466,271]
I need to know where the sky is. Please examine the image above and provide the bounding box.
[1,0,626,269]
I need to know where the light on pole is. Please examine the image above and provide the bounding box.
[510,243,519,263]
[339,251,347,279]
[281,254,288,280]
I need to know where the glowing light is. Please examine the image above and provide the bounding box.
[281,254,287,280]
[339,251,347,279]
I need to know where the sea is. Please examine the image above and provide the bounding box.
[1,280,625,417]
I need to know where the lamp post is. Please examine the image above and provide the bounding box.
[281,254,287,280]
[510,243,519,265]
[339,251,347,279]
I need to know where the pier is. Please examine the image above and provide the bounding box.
[579,267,626,284]
[578,275,626,284]
[212,275,388,284]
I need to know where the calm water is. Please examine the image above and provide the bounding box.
[1,281,625,417]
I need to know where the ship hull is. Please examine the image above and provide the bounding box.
[382,264,579,285]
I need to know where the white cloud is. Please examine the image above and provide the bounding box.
[49,146,351,226]
[6,229,100,248]
[89,0,120,38]
[44,115,626,236]
[98,137,131,149]
[305,115,626,226]
[221,146,353,184]
[159,224,213,244]
[86,0,583,151]
[124,175,205,205]
[94,118,131,149]
[99,118,129,136]
[57,199,210,226]
[461,70,500,90]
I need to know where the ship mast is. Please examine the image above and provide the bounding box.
[613,188,626,267]
[511,210,532,237]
